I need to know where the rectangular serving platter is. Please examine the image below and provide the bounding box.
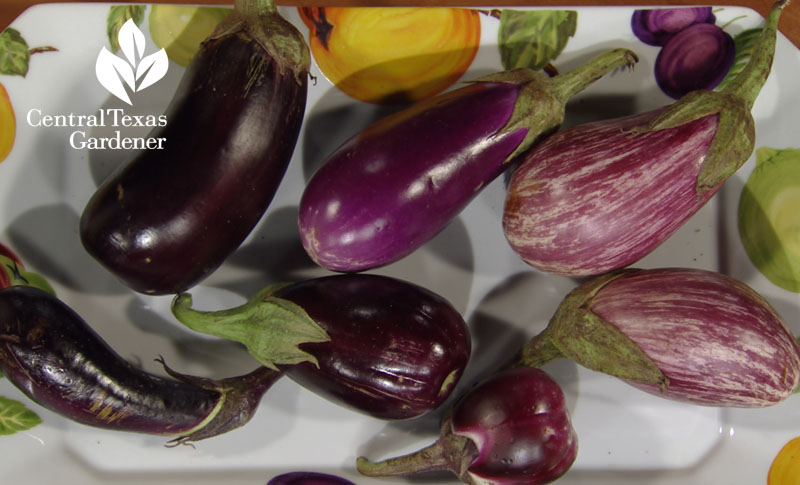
[1,3,799,484]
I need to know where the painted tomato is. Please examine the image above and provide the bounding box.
[0,83,15,162]
[299,7,481,104]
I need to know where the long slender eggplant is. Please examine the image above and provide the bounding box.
[503,1,786,277]
[515,268,800,407]
[171,273,471,420]
[80,0,309,295]
[357,367,577,484]
[0,285,280,444]
[297,48,638,272]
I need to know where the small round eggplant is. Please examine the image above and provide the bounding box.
[631,7,716,46]
[297,48,638,272]
[172,274,471,420]
[516,268,800,407]
[503,1,786,277]
[357,367,577,484]
[0,285,280,444]
[80,0,309,295]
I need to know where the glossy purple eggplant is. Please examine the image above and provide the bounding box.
[516,268,800,407]
[297,48,638,272]
[0,285,280,444]
[172,273,471,420]
[631,7,716,46]
[357,367,577,484]
[655,22,735,98]
[503,1,786,277]
[80,0,309,295]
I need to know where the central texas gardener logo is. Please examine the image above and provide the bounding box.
[96,18,168,105]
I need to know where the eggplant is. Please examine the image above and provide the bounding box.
[631,7,716,46]
[515,268,800,407]
[267,472,355,485]
[171,273,471,420]
[655,22,735,99]
[0,284,280,444]
[297,48,638,272]
[357,367,577,484]
[80,0,309,295]
[503,1,786,277]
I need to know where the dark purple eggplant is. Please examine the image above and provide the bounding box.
[80,0,309,295]
[171,273,471,420]
[297,48,638,272]
[0,284,280,444]
[655,22,735,99]
[503,1,786,277]
[515,268,800,407]
[631,7,716,46]
[357,367,577,484]
[267,471,355,485]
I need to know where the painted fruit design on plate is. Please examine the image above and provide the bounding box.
[299,7,481,104]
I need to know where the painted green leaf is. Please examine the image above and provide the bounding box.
[498,10,577,71]
[718,27,762,90]
[107,5,147,52]
[0,396,42,436]
[0,28,30,77]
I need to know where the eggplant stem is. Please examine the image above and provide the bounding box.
[236,0,276,16]
[552,48,639,104]
[513,327,564,368]
[720,0,787,111]
[357,431,477,479]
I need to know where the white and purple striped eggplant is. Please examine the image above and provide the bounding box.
[298,48,638,272]
[516,268,800,407]
[503,1,786,277]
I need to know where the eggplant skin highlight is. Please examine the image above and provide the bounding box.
[80,7,309,295]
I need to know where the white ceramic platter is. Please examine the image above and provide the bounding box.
[1,3,799,484]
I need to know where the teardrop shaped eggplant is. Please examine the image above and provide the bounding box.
[298,48,638,272]
[172,273,471,420]
[517,268,800,407]
[80,0,309,295]
[503,1,786,277]
[0,285,280,444]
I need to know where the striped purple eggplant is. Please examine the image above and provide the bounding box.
[503,1,786,277]
[516,268,800,407]
[298,48,638,272]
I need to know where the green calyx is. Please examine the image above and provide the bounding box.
[631,0,787,194]
[206,0,310,84]
[171,284,330,371]
[471,47,639,163]
[515,269,668,389]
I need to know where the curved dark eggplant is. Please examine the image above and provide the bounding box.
[80,0,310,295]
[172,274,471,420]
[0,285,280,444]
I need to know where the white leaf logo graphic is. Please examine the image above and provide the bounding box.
[95,18,169,105]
